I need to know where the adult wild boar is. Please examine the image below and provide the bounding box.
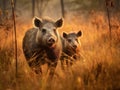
[22,17,63,77]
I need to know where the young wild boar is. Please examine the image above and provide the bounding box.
[61,30,82,69]
[22,17,63,77]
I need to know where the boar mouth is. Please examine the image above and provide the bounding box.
[72,47,77,50]
[69,45,77,52]
[67,46,76,53]
[48,43,53,46]
[71,48,76,53]
[47,43,55,48]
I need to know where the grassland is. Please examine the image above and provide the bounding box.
[0,11,120,90]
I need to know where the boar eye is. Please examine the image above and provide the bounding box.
[42,29,46,33]
[68,39,72,42]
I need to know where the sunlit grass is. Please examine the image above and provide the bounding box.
[0,11,120,90]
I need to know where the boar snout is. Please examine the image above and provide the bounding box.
[47,37,55,46]
[73,45,77,49]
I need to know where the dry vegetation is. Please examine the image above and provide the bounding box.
[0,10,120,90]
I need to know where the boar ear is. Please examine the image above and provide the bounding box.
[55,18,63,28]
[77,30,82,37]
[34,17,42,28]
[63,32,68,38]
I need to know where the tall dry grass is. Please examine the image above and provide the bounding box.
[0,11,120,90]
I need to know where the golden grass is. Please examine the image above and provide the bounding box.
[0,11,120,90]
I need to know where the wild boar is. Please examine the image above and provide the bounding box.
[61,30,82,69]
[22,17,63,78]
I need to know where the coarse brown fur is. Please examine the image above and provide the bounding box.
[61,30,82,69]
[22,17,63,78]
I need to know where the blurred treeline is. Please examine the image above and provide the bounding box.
[0,0,120,19]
